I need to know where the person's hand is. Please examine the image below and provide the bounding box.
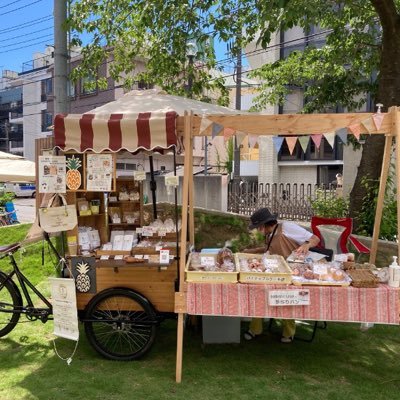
[295,242,310,255]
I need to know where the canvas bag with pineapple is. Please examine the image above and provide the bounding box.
[39,194,78,233]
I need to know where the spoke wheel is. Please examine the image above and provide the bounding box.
[0,273,22,337]
[84,289,157,361]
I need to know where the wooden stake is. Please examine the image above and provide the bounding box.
[175,111,192,383]
[369,133,393,264]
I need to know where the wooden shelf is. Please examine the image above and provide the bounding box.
[109,200,140,204]
[78,213,105,218]
[109,222,140,226]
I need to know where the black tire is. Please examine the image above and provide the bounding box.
[84,288,157,361]
[0,272,22,337]
[31,192,36,199]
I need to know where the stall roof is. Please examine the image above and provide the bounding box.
[54,89,246,153]
[0,152,35,182]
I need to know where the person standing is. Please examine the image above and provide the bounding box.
[243,207,320,343]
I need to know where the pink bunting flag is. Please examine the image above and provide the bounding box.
[361,117,376,133]
[311,134,323,149]
[372,113,385,130]
[348,123,361,140]
[248,135,258,149]
[285,136,298,155]
[223,127,235,141]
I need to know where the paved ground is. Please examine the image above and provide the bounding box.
[13,198,36,224]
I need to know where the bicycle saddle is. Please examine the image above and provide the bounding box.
[0,243,20,254]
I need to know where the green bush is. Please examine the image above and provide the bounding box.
[0,191,15,207]
[310,189,349,218]
[356,167,397,241]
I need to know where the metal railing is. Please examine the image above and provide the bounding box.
[227,181,337,221]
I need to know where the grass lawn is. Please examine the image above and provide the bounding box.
[1,225,400,400]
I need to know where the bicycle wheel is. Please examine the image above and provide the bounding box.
[84,288,157,361]
[0,272,22,337]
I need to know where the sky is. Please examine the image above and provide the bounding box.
[0,0,54,73]
[0,0,243,76]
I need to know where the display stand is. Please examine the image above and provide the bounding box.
[175,107,398,383]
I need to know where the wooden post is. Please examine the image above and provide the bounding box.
[175,111,192,383]
[188,119,195,247]
[369,131,393,264]
[395,107,400,260]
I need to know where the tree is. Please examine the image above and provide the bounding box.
[67,0,399,228]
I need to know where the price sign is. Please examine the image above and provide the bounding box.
[158,227,167,237]
[160,249,170,264]
[142,226,154,237]
[165,175,179,187]
[200,256,215,267]
[268,289,310,306]
[134,171,146,181]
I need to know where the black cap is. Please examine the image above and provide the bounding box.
[249,208,278,230]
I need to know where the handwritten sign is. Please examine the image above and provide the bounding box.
[165,175,179,187]
[134,171,146,181]
[268,289,310,306]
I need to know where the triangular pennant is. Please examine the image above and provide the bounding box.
[223,127,235,141]
[348,123,361,140]
[324,132,335,149]
[235,131,246,145]
[285,136,298,155]
[199,116,213,134]
[272,136,284,153]
[361,117,376,133]
[372,113,384,130]
[298,136,309,153]
[335,128,348,144]
[248,135,258,149]
[211,123,223,138]
[311,134,323,149]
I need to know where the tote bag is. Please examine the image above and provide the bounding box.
[38,194,78,233]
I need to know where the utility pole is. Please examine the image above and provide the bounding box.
[233,43,242,179]
[54,0,68,115]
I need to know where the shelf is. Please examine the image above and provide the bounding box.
[109,222,140,226]
[109,200,140,204]
[78,213,105,217]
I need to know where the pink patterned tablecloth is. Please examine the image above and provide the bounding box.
[186,283,400,324]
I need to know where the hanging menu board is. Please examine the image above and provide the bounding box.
[86,153,114,191]
[38,155,66,193]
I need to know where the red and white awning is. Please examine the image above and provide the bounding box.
[54,111,177,153]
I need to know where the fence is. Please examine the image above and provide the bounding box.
[227,181,337,221]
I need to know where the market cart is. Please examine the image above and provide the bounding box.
[175,107,400,382]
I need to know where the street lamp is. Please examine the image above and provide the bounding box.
[186,40,198,99]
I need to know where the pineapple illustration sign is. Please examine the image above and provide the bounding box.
[66,154,84,191]
[71,257,96,293]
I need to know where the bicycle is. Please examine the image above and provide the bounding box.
[0,233,159,360]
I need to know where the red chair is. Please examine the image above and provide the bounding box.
[311,216,370,256]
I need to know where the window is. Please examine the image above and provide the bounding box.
[81,74,97,95]
[41,78,53,101]
[41,111,53,131]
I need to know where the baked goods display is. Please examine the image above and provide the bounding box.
[188,249,235,272]
[290,261,351,286]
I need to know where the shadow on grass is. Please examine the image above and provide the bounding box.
[2,319,400,400]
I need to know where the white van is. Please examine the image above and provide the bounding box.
[3,183,36,198]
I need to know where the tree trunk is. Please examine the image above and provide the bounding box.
[350,4,400,230]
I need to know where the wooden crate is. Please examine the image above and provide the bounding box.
[235,253,292,284]
[185,253,238,283]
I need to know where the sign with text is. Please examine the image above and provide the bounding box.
[49,278,79,341]
[134,170,146,181]
[268,289,310,306]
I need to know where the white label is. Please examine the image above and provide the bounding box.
[134,171,146,181]
[142,226,154,237]
[160,249,170,264]
[200,256,215,267]
[158,227,167,237]
[268,289,310,306]
[165,175,179,187]
[49,278,79,341]
[136,227,143,234]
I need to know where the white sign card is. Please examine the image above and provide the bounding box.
[165,175,179,187]
[201,256,215,267]
[268,289,310,306]
[49,278,79,341]
[160,249,170,264]
[38,155,66,193]
[86,153,113,191]
[134,170,146,181]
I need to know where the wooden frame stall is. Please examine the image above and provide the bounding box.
[175,107,397,382]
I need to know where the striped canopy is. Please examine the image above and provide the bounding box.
[54,111,177,153]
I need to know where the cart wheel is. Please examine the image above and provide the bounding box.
[0,272,22,337]
[84,288,157,361]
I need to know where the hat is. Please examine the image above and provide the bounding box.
[249,208,278,230]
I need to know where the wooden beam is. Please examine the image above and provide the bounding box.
[395,107,400,260]
[175,112,192,384]
[188,131,195,247]
[176,113,392,136]
[369,130,393,264]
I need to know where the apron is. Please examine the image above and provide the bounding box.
[266,223,299,259]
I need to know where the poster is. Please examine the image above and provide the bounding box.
[86,153,114,191]
[71,257,97,294]
[65,153,84,191]
[49,278,79,341]
[38,155,66,193]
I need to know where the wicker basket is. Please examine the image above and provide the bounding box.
[342,262,376,271]
[347,269,379,288]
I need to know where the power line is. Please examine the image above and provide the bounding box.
[0,0,44,17]
[0,34,53,50]
[0,15,52,35]
[0,0,25,10]
[0,27,53,44]
[0,39,53,55]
